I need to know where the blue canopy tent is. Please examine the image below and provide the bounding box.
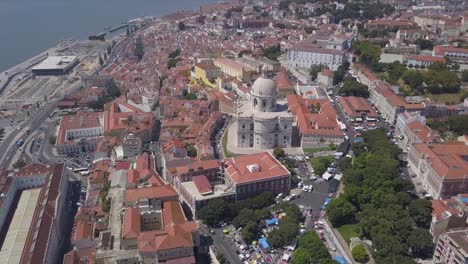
[259,237,270,250]
[354,137,364,143]
[265,218,278,226]
[334,256,347,264]
[322,198,332,209]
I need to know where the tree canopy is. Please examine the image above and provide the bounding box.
[355,41,381,68]
[263,45,282,61]
[291,231,336,264]
[326,129,433,261]
[339,77,370,97]
[352,244,369,263]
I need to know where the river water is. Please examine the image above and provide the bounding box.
[0,0,218,71]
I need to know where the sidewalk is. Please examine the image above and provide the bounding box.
[323,219,354,264]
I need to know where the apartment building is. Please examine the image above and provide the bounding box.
[287,95,344,148]
[224,152,291,200]
[56,111,104,155]
[0,163,69,264]
[213,58,256,82]
[434,229,468,264]
[287,41,345,70]
[408,143,468,199]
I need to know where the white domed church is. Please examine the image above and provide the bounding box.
[236,72,293,149]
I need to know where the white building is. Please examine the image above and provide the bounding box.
[56,111,104,155]
[287,44,345,70]
[236,72,293,149]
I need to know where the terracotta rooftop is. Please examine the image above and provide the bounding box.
[122,207,141,239]
[434,45,468,56]
[407,55,445,63]
[20,164,66,264]
[337,96,379,119]
[287,95,343,136]
[413,143,468,180]
[124,185,178,204]
[192,175,212,195]
[138,201,197,252]
[214,58,255,72]
[174,159,221,176]
[407,121,440,143]
[276,67,294,90]
[432,199,460,221]
[225,152,290,184]
[57,111,102,144]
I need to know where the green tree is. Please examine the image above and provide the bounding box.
[310,64,325,81]
[408,199,432,228]
[402,70,424,93]
[292,248,312,264]
[178,21,186,31]
[198,199,229,226]
[216,253,226,264]
[169,49,181,59]
[263,45,282,61]
[12,159,26,169]
[326,197,357,226]
[414,38,434,50]
[232,208,255,227]
[407,228,434,258]
[462,70,468,82]
[241,222,260,243]
[167,58,181,69]
[333,62,350,85]
[352,244,369,263]
[186,144,197,157]
[339,77,370,97]
[447,115,468,135]
[355,41,381,67]
[273,148,286,159]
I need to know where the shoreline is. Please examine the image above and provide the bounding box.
[0,0,232,76]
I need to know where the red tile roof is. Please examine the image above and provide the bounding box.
[432,199,460,221]
[192,175,212,194]
[20,164,66,264]
[413,143,468,180]
[434,45,468,56]
[407,121,439,143]
[138,201,197,252]
[225,152,290,184]
[276,67,293,90]
[407,55,446,63]
[287,95,343,136]
[122,207,141,239]
[337,96,379,119]
[124,185,178,204]
[57,111,102,144]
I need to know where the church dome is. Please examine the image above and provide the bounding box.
[251,76,278,98]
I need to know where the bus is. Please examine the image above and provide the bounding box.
[73,167,88,173]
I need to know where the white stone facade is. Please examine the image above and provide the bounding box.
[236,75,293,149]
[287,49,344,70]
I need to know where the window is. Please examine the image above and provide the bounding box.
[262,100,266,107]
[254,98,258,107]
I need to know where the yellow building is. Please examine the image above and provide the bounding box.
[213,58,256,82]
[194,63,219,88]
